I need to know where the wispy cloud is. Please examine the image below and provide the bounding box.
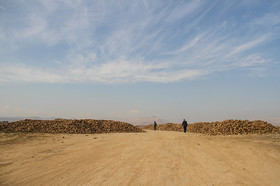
[167,35,204,55]
[0,0,279,83]
[252,13,280,27]
[0,65,67,83]
[230,36,268,56]
[165,0,203,23]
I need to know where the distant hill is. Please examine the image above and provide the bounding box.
[127,116,168,126]
[0,117,42,122]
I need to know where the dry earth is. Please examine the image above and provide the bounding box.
[0,130,280,186]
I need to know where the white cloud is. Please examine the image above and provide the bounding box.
[238,54,269,67]
[84,59,205,83]
[251,13,280,27]
[134,69,205,83]
[167,35,204,55]
[165,0,203,22]
[10,12,46,41]
[0,1,278,84]
[230,36,268,56]
[2,0,92,47]
[0,65,67,83]
[0,59,206,83]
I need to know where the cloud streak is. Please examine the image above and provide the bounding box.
[0,0,279,83]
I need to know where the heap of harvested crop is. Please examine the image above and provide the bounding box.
[0,119,144,134]
[143,120,280,135]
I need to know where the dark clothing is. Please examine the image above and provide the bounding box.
[154,121,157,131]
[182,120,188,127]
[183,125,187,133]
[182,120,188,133]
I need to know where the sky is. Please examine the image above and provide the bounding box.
[0,0,280,125]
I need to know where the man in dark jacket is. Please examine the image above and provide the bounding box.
[182,119,188,133]
[154,121,157,131]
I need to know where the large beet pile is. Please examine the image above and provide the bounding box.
[0,119,144,134]
[143,120,280,135]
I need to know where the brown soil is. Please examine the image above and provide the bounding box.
[1,131,280,185]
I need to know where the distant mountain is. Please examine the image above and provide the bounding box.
[0,117,42,122]
[127,116,169,126]
[266,118,280,126]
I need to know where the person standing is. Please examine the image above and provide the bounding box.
[182,119,188,133]
[154,121,157,131]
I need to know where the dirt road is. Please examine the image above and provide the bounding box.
[1,130,280,185]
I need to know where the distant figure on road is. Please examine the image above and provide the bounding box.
[182,119,188,133]
[154,121,157,131]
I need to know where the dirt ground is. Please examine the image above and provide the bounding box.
[1,130,280,186]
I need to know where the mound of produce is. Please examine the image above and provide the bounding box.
[0,119,144,134]
[143,120,280,135]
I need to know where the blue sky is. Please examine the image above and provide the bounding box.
[0,0,279,124]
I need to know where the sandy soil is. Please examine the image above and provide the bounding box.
[0,130,280,186]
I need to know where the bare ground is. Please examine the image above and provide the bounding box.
[0,130,280,186]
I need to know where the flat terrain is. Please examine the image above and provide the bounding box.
[1,130,280,186]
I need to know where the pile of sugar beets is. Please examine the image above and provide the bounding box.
[0,119,144,134]
[143,120,280,135]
